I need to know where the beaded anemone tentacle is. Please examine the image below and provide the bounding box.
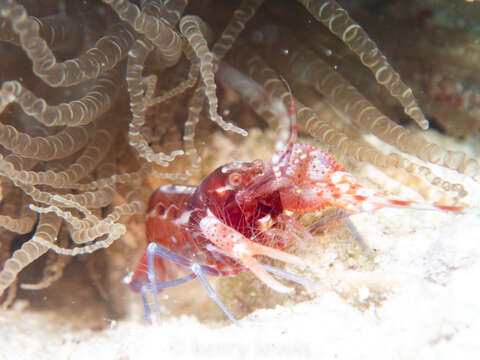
[0,0,478,315]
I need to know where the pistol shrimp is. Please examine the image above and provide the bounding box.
[126,65,477,325]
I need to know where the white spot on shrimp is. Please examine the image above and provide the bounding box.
[122,272,133,285]
[173,211,192,226]
[336,183,350,193]
[356,187,376,197]
[233,242,249,259]
[215,185,233,194]
[221,162,243,173]
[331,171,347,184]
[271,153,280,164]
[361,202,378,212]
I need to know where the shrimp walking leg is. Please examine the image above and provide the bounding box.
[143,242,236,324]
[308,210,370,251]
[140,273,197,324]
[191,264,238,325]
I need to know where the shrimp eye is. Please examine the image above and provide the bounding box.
[228,172,242,187]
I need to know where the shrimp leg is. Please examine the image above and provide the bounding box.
[143,242,238,325]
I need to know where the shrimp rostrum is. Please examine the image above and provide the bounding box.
[127,68,473,325]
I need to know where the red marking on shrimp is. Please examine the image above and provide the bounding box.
[389,199,413,207]
[435,205,462,212]
[353,195,367,202]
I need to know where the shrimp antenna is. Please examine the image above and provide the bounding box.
[271,74,297,172]
[279,75,297,145]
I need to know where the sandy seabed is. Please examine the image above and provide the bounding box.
[2,212,480,360]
